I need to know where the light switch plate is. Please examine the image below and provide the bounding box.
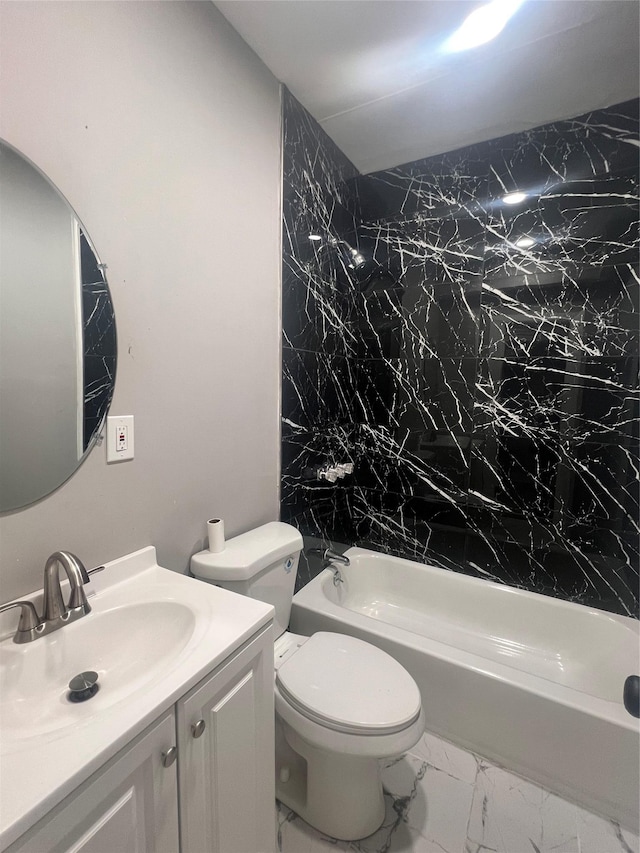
[106,415,135,463]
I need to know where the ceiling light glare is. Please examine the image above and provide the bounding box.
[503,191,528,205]
[444,0,525,53]
[308,234,322,242]
[515,236,536,249]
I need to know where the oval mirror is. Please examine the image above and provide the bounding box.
[0,141,117,511]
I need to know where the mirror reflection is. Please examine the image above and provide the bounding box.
[0,141,116,511]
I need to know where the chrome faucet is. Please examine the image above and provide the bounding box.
[0,552,103,644]
[305,547,350,586]
[43,551,92,623]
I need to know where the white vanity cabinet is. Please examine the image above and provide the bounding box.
[177,625,275,853]
[5,626,274,853]
[4,711,180,853]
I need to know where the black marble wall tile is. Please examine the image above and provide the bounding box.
[568,442,640,529]
[354,278,481,360]
[349,488,470,570]
[358,144,489,222]
[282,348,359,430]
[479,264,640,359]
[484,170,639,279]
[281,421,357,518]
[475,356,639,441]
[282,275,357,357]
[364,216,486,281]
[282,91,639,618]
[282,87,361,362]
[351,423,471,502]
[283,490,359,592]
[486,102,640,194]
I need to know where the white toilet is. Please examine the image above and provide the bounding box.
[191,521,424,841]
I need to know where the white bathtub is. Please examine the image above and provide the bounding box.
[290,547,640,831]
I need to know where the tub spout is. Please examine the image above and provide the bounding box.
[305,547,349,585]
[306,547,350,566]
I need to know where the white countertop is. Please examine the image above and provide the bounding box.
[0,546,273,849]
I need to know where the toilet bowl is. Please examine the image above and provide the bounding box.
[274,630,424,838]
[191,522,424,840]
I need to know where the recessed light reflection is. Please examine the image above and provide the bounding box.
[515,236,536,249]
[443,0,525,53]
[308,234,322,242]
[502,191,528,205]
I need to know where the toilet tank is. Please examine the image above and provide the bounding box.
[190,521,303,638]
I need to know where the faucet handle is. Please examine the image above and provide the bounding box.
[0,601,43,643]
[87,566,105,578]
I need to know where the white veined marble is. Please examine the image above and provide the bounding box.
[276,729,639,853]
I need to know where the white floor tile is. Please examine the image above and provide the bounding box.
[466,762,580,853]
[355,817,439,853]
[539,790,579,852]
[576,805,639,853]
[276,802,327,853]
[409,730,480,785]
[382,754,474,853]
[277,732,634,853]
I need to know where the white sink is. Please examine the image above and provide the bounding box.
[0,546,273,849]
[0,601,195,740]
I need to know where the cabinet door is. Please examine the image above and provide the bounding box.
[7,712,179,853]
[177,626,275,853]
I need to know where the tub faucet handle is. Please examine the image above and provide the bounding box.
[318,466,340,483]
[336,463,354,476]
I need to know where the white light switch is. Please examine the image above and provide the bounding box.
[107,415,135,463]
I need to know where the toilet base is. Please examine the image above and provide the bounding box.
[275,718,386,841]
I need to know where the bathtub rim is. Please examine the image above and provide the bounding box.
[343,546,639,630]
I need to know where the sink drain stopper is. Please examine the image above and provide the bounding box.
[68,671,99,703]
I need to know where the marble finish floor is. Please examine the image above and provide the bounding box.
[276,730,639,853]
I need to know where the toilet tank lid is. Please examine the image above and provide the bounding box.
[190,521,303,581]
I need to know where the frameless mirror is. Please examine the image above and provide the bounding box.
[0,141,117,511]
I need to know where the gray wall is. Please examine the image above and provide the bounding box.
[0,1,282,603]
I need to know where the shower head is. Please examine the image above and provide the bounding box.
[327,237,366,269]
[308,233,402,293]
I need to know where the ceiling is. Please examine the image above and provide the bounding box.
[215,0,640,174]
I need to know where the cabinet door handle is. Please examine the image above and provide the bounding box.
[191,719,206,738]
[161,746,177,768]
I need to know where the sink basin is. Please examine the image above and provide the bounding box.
[0,601,195,742]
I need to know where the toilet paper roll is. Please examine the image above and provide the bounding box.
[207,518,225,553]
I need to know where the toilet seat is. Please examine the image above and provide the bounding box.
[275,631,421,736]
